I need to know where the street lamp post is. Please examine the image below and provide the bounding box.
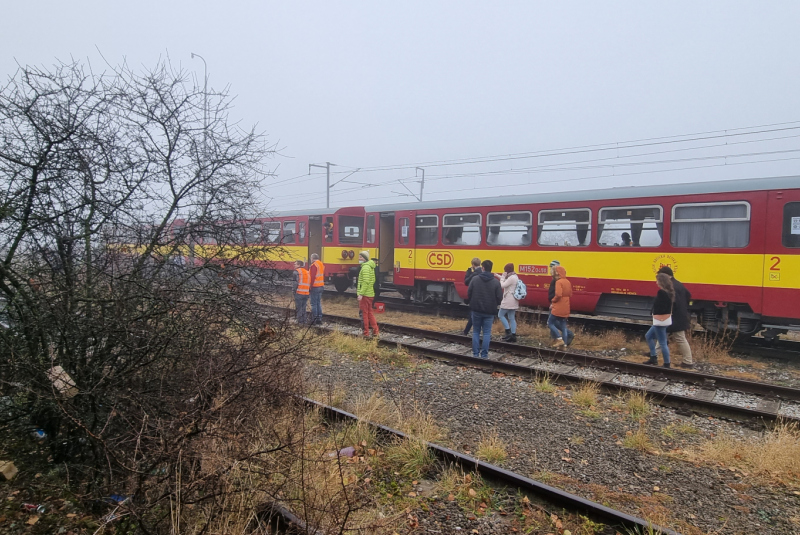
[190,53,208,156]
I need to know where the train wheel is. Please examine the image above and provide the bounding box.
[333,278,351,294]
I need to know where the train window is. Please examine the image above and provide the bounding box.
[399,217,409,245]
[339,215,363,244]
[415,215,439,246]
[671,202,750,248]
[298,221,307,243]
[487,211,532,246]
[783,202,800,248]
[264,222,281,244]
[245,223,262,245]
[366,214,376,244]
[283,221,298,245]
[598,206,663,247]
[443,213,482,246]
[324,217,334,243]
[537,209,591,247]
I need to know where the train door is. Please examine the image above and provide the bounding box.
[762,189,800,322]
[394,210,415,288]
[378,213,395,284]
[308,216,322,261]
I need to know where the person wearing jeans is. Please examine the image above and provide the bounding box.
[549,265,573,348]
[462,258,481,335]
[496,263,520,342]
[643,273,675,368]
[466,259,502,359]
[471,312,495,359]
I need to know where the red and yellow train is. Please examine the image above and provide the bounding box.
[189,176,800,339]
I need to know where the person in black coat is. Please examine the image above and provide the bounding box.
[467,259,502,359]
[462,258,481,335]
[643,273,675,368]
[658,266,694,368]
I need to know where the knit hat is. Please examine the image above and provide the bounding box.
[504,262,514,273]
[657,266,674,276]
[359,250,370,261]
[549,260,560,267]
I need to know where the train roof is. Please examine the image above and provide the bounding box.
[361,174,800,212]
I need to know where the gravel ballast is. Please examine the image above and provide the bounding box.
[308,347,800,535]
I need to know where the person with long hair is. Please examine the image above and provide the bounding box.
[644,273,675,368]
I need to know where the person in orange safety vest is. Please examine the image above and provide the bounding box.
[293,260,310,324]
[309,253,325,324]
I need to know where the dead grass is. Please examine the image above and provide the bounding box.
[322,330,413,366]
[347,392,446,444]
[475,428,508,465]
[533,372,556,393]
[437,467,494,511]
[624,390,651,420]
[623,427,654,452]
[571,381,600,408]
[661,421,699,439]
[684,421,800,486]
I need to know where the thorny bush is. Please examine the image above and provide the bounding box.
[0,59,314,532]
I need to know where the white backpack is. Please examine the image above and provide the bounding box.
[513,278,527,301]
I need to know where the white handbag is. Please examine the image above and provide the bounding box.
[652,315,672,327]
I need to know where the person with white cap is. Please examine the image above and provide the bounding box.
[356,250,379,338]
[547,260,574,346]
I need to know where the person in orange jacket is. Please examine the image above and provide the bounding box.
[548,265,573,348]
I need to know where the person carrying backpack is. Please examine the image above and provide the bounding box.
[496,263,520,342]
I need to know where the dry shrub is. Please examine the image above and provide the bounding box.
[687,421,800,484]
[383,437,436,479]
[323,330,412,366]
[572,381,600,408]
[475,428,508,465]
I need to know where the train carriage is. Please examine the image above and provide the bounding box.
[354,175,800,339]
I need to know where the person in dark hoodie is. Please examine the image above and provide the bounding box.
[462,257,481,335]
[467,259,502,359]
[657,266,694,368]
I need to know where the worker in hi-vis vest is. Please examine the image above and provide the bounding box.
[308,253,325,324]
[293,259,310,324]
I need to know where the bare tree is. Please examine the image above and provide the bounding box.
[0,59,317,533]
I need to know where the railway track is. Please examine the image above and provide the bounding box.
[291,309,800,425]
[324,288,800,361]
[303,396,677,535]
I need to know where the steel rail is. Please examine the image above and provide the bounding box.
[295,311,800,425]
[303,396,678,535]
[324,289,800,359]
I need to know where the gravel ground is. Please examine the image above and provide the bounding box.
[307,351,800,535]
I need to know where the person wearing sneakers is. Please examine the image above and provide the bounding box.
[462,257,482,335]
[496,263,520,342]
[467,259,502,359]
[548,265,572,347]
[547,261,574,346]
[356,251,379,338]
[643,273,674,368]
[657,266,693,368]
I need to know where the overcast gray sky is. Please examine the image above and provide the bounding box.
[4,1,800,211]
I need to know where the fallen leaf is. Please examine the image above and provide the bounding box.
[561,457,573,463]
[447,494,455,501]
[361,440,367,447]
[27,516,39,525]
[408,491,417,497]
[368,449,376,455]
[653,486,660,491]
[66,513,77,518]
[363,478,371,484]
[468,488,477,497]
[564,448,570,454]
[412,480,418,485]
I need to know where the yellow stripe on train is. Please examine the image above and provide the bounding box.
[412,248,800,290]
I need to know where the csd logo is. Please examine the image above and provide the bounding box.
[426,251,454,268]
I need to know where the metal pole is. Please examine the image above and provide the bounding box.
[416,167,425,202]
[309,162,333,208]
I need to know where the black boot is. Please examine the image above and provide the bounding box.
[662,362,671,369]
[502,328,511,341]
[507,333,517,343]
[642,355,658,365]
